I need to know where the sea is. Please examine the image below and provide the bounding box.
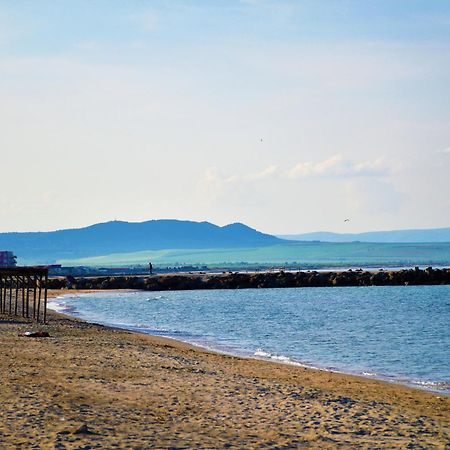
[48,285,450,394]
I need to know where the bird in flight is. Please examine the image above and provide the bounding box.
[344,218,350,222]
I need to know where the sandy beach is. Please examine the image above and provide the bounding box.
[0,290,449,449]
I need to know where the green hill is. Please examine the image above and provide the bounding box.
[57,241,450,269]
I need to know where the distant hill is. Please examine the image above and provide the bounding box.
[279,227,450,243]
[0,220,282,264]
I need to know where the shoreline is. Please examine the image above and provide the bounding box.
[1,289,449,448]
[49,289,450,397]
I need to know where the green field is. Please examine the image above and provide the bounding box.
[57,241,450,269]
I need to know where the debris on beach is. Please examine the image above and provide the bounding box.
[19,331,50,338]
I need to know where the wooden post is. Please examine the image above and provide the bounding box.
[33,275,37,319]
[21,276,26,317]
[3,276,6,313]
[9,275,13,314]
[3,275,6,313]
[26,276,31,318]
[5,277,8,313]
[0,275,3,313]
[36,275,41,322]
[5,276,8,313]
[8,276,11,314]
[14,275,19,315]
[43,273,48,324]
[2,275,4,314]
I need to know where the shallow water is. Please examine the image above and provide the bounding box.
[49,285,450,394]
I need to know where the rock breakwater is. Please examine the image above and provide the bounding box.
[46,267,450,291]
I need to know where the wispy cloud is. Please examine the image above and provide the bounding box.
[246,165,279,181]
[287,154,392,179]
[197,155,405,231]
[201,155,393,192]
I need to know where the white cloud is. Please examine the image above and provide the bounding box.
[197,158,409,234]
[288,154,391,179]
[200,156,393,198]
[246,165,280,181]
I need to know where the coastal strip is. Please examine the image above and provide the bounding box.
[0,290,449,448]
[46,267,450,291]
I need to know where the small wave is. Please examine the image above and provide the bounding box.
[272,355,293,362]
[254,348,292,363]
[146,295,168,302]
[47,301,67,312]
[47,299,80,316]
[409,380,450,391]
[254,349,272,358]
[124,323,156,329]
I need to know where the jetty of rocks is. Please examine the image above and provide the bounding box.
[46,267,450,291]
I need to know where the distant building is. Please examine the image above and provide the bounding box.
[0,251,17,267]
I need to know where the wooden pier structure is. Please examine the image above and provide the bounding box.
[0,267,48,323]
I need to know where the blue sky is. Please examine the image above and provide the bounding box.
[4,1,450,50]
[0,1,449,233]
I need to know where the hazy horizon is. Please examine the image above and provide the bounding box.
[1,217,449,238]
[1,1,449,234]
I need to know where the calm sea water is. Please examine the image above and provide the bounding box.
[49,285,450,394]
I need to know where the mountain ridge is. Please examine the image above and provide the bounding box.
[0,219,281,264]
[279,227,450,243]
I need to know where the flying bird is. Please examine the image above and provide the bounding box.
[344,218,350,222]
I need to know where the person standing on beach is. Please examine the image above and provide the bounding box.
[149,262,153,275]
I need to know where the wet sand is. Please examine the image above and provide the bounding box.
[0,290,449,449]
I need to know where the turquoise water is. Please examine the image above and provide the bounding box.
[49,285,450,393]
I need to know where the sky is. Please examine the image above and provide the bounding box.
[0,0,449,235]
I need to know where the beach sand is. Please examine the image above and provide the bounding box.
[0,290,449,449]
